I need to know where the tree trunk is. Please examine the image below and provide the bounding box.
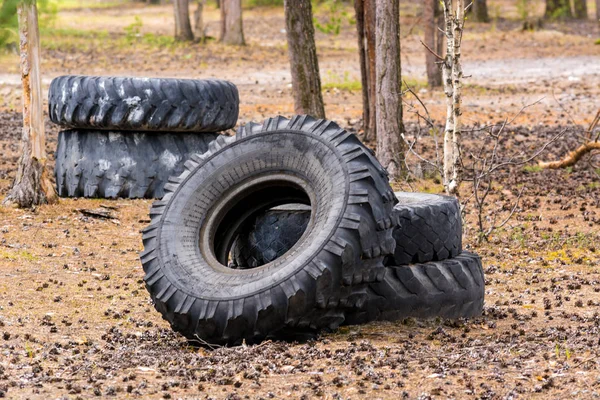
[4,3,57,208]
[221,0,245,45]
[194,0,206,42]
[364,0,377,141]
[354,0,370,137]
[573,0,588,19]
[284,0,325,118]
[375,0,406,179]
[354,0,377,140]
[173,0,194,41]
[545,0,573,18]
[436,0,445,58]
[424,0,442,87]
[596,0,600,23]
[472,0,490,22]
[441,0,464,196]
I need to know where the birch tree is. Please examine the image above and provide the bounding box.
[4,1,57,207]
[375,0,405,178]
[284,0,325,118]
[221,0,245,45]
[441,0,465,196]
[173,0,194,41]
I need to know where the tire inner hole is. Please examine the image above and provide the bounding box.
[210,180,312,269]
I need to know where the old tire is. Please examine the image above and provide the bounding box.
[54,129,218,199]
[140,115,397,345]
[49,76,239,132]
[345,251,485,325]
[391,192,462,265]
[232,192,462,268]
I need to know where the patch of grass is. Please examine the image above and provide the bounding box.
[595,38,600,45]
[522,165,543,173]
[55,0,131,11]
[322,71,361,92]
[243,0,283,8]
[0,249,37,262]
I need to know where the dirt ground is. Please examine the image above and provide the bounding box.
[1,2,600,399]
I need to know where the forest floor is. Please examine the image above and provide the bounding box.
[0,2,600,399]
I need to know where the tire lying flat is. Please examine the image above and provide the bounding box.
[345,252,485,325]
[49,76,239,132]
[391,192,462,265]
[231,192,462,268]
[140,116,397,345]
[54,130,218,199]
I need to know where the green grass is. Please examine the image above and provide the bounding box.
[55,0,132,11]
[522,165,543,173]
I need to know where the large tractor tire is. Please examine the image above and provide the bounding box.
[54,130,218,199]
[140,115,397,345]
[49,76,239,132]
[344,252,485,325]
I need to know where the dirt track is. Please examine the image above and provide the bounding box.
[1,2,600,399]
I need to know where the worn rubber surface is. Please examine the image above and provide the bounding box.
[232,192,462,268]
[54,129,218,199]
[230,205,311,269]
[49,76,239,132]
[391,192,462,265]
[140,115,397,345]
[344,251,485,325]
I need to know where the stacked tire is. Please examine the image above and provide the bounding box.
[49,75,484,346]
[49,76,239,198]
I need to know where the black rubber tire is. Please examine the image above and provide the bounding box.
[230,204,311,269]
[54,129,218,199]
[231,192,462,268]
[391,192,462,265]
[344,251,485,325]
[140,115,397,345]
[49,76,239,132]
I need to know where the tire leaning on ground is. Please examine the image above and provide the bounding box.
[54,130,218,199]
[140,116,398,345]
[344,251,485,325]
[231,192,462,268]
[49,76,239,132]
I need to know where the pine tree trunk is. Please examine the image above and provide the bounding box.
[4,3,57,208]
[573,0,588,19]
[364,0,377,141]
[284,0,325,118]
[354,0,370,137]
[194,0,206,42]
[221,0,245,45]
[472,0,490,22]
[436,0,445,59]
[375,0,406,179]
[173,0,194,41]
[545,0,573,18]
[424,0,442,87]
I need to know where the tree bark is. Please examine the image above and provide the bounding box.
[194,0,206,42]
[354,0,370,137]
[573,0,588,19]
[424,0,442,87]
[545,0,573,18]
[375,0,406,179]
[364,0,377,141]
[442,0,464,196]
[284,0,325,118]
[472,0,490,22]
[4,3,57,208]
[173,0,194,41]
[596,0,600,23]
[221,0,245,45]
